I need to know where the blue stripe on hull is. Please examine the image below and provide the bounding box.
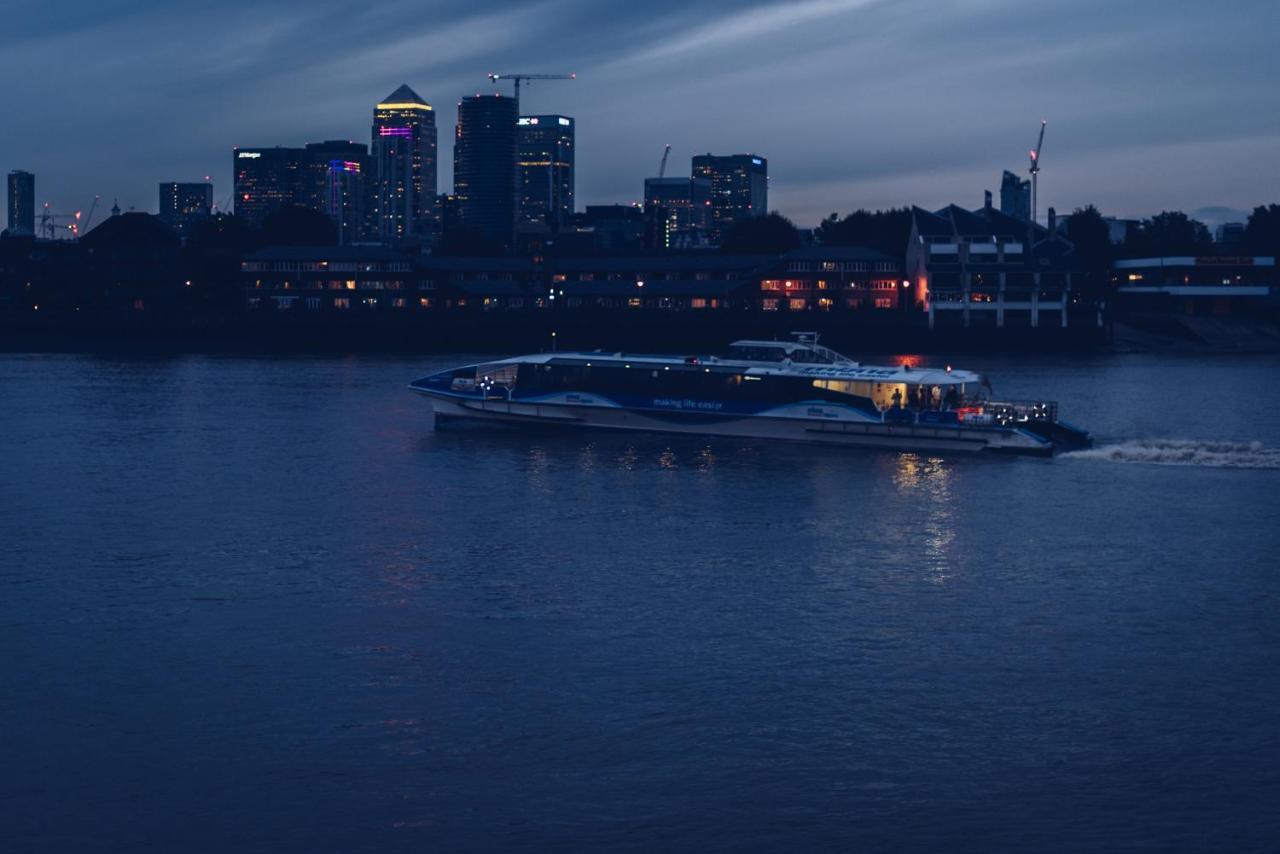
[416,390,1063,456]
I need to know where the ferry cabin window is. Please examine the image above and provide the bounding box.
[814,379,907,410]
[815,378,872,398]
[726,345,788,362]
[787,348,836,364]
[518,363,823,404]
[475,363,518,386]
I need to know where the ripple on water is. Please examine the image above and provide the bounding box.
[1063,438,1280,469]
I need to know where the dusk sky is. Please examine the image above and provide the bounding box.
[4,0,1278,227]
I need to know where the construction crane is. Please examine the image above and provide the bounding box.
[80,195,101,234]
[1028,119,1047,225]
[38,207,80,240]
[485,72,575,107]
[657,144,672,179]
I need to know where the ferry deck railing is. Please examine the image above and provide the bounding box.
[986,400,1058,424]
[883,399,1058,426]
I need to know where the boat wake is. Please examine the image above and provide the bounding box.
[1063,439,1280,470]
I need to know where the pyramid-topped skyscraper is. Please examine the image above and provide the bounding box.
[380,84,429,109]
[372,84,438,243]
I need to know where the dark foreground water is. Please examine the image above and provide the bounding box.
[2,352,1279,853]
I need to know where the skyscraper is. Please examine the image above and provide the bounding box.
[454,94,518,249]
[691,154,768,243]
[1000,170,1031,222]
[305,141,371,244]
[233,147,310,227]
[517,115,574,229]
[372,85,437,243]
[158,182,213,235]
[7,170,35,236]
[644,177,712,248]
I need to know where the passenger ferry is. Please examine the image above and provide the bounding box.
[409,334,1091,456]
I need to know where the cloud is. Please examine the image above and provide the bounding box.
[2,0,1277,222]
[603,0,884,68]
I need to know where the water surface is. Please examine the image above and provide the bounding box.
[2,353,1278,852]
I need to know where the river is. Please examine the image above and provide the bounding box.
[2,352,1278,852]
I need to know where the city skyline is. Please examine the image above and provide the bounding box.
[3,0,1279,227]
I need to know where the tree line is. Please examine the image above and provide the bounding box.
[41,199,1280,263]
[718,204,1280,263]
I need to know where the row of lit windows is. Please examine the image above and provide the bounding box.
[251,296,550,310]
[252,278,908,296]
[786,261,897,273]
[241,261,411,273]
[252,280,406,291]
[246,296,841,311]
[550,272,733,283]
[559,297,723,309]
[255,296,435,310]
[762,297,894,311]
[1119,272,1262,285]
[246,277,916,296]
[761,279,901,291]
[929,291,1064,302]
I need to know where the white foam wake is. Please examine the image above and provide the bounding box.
[1063,439,1280,470]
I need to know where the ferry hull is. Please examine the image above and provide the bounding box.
[417,392,1058,456]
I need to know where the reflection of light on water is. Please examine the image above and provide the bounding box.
[523,445,550,493]
[893,452,956,583]
[892,453,949,491]
[487,433,728,476]
[577,442,598,472]
[525,446,549,474]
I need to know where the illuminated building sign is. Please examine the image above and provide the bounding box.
[329,160,361,172]
[752,157,763,165]
[238,152,261,159]
[379,127,413,137]
[559,117,571,126]
[518,117,538,125]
